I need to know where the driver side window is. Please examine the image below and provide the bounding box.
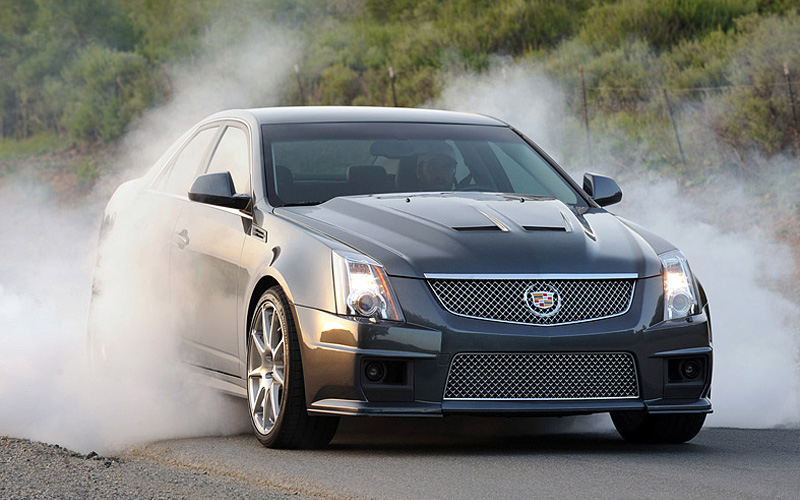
[157,127,219,195]
[206,126,250,195]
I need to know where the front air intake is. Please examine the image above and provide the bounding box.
[444,352,639,400]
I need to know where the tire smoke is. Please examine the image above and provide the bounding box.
[1,32,797,459]
[436,64,800,428]
[0,24,300,454]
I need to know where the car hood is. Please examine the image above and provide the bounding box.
[276,193,666,279]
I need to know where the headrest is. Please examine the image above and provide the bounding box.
[347,164,387,181]
[275,165,294,184]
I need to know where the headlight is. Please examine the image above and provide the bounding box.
[659,249,698,321]
[332,251,404,322]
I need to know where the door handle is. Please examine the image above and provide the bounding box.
[175,229,190,249]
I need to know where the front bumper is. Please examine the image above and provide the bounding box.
[294,276,712,417]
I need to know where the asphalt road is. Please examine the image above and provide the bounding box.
[128,416,800,500]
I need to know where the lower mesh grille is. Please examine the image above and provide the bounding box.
[444,352,639,400]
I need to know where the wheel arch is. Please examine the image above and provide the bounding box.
[246,275,282,341]
[244,274,309,377]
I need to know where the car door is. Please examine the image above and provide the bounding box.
[170,123,252,376]
[125,125,220,329]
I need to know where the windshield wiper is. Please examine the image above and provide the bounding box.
[282,200,326,207]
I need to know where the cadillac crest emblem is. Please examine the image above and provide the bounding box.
[524,284,561,317]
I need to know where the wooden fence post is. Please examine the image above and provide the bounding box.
[784,63,799,154]
[389,67,398,107]
[663,88,687,168]
[295,64,305,106]
[580,66,592,168]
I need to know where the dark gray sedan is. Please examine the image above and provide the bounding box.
[91,107,712,448]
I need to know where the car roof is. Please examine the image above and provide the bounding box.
[205,106,509,127]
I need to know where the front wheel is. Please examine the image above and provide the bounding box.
[247,286,339,448]
[611,411,706,444]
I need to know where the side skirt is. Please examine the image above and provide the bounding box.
[189,364,247,398]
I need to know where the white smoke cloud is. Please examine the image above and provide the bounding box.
[432,63,585,167]
[436,64,800,428]
[0,158,249,456]
[2,25,797,458]
[0,22,302,453]
[98,24,304,195]
[622,182,800,427]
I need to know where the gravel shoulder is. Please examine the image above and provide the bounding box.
[0,436,316,500]
[4,425,800,500]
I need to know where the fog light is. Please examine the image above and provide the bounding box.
[365,361,385,382]
[680,359,702,379]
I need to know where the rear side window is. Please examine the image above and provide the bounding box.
[157,127,218,195]
[207,126,250,195]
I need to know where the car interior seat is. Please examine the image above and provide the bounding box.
[394,154,420,192]
[346,164,393,195]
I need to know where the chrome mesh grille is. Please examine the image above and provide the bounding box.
[428,278,634,325]
[444,352,639,400]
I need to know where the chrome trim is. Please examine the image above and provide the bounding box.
[207,204,253,219]
[560,211,574,232]
[444,396,640,401]
[650,346,713,358]
[424,273,639,280]
[148,116,255,198]
[427,277,636,327]
[144,190,254,219]
[475,208,510,232]
[309,398,442,416]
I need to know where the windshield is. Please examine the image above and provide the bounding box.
[262,122,586,207]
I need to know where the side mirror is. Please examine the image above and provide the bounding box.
[583,173,622,207]
[188,172,250,210]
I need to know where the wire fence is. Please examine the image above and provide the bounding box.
[574,63,800,164]
[289,61,800,163]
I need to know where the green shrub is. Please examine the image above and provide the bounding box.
[714,12,800,154]
[11,35,73,136]
[61,45,161,142]
[315,63,361,105]
[580,0,758,51]
[33,0,138,51]
[661,29,735,91]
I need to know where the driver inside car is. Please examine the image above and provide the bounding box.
[416,152,457,191]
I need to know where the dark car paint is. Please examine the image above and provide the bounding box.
[98,107,712,419]
[275,195,665,279]
[295,276,711,416]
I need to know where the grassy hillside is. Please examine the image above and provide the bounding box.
[0,0,798,194]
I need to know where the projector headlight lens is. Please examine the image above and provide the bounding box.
[333,251,404,322]
[660,249,698,321]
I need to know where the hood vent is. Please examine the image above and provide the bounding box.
[522,225,567,232]
[485,200,571,233]
[453,225,504,232]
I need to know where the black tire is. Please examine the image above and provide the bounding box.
[611,411,706,444]
[246,286,339,449]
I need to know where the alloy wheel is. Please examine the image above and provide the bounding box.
[247,299,286,435]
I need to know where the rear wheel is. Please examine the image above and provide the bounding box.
[247,286,339,448]
[611,411,706,443]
